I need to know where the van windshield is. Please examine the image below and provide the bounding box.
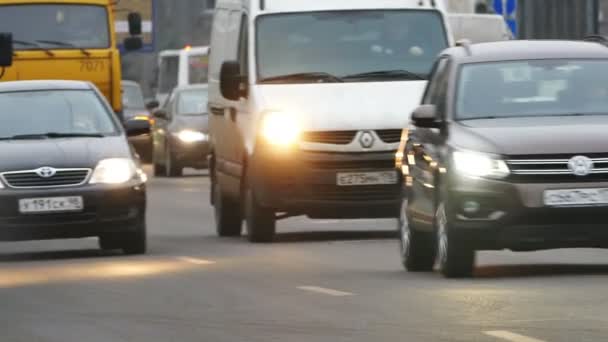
[0,4,110,50]
[256,10,448,83]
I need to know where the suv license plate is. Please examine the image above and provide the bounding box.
[337,171,398,186]
[544,188,608,207]
[19,196,84,214]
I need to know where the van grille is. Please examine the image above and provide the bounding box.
[301,130,358,145]
[1,169,91,188]
[376,129,403,143]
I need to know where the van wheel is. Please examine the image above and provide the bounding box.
[399,197,435,271]
[166,145,183,177]
[245,184,276,243]
[122,217,147,255]
[436,202,475,278]
[213,179,243,237]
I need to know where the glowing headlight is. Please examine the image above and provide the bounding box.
[90,158,138,184]
[177,130,207,143]
[261,111,301,146]
[452,151,509,178]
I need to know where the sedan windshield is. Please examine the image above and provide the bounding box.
[0,4,110,49]
[456,59,608,120]
[122,85,146,109]
[256,10,448,83]
[0,90,118,139]
[177,89,208,115]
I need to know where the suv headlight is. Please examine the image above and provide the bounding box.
[90,158,139,184]
[452,151,509,178]
[261,111,301,146]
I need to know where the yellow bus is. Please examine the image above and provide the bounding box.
[0,0,141,116]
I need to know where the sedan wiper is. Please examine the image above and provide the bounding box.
[343,69,426,81]
[36,40,91,56]
[260,72,344,83]
[0,132,106,140]
[13,40,54,56]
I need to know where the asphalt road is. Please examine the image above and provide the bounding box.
[2,168,608,342]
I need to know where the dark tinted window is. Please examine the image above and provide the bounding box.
[159,56,179,93]
[188,54,209,84]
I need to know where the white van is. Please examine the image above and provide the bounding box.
[448,13,512,43]
[208,0,453,242]
[155,46,210,105]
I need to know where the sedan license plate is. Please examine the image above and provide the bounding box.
[19,196,84,214]
[544,188,608,207]
[337,171,398,186]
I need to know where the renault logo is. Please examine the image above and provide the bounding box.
[35,167,57,178]
[568,156,594,176]
[359,131,375,148]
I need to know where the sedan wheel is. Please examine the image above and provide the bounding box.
[165,144,183,177]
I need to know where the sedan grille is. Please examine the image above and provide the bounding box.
[1,169,92,188]
[506,154,608,182]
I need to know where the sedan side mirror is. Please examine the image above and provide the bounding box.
[153,109,169,120]
[220,60,245,101]
[146,99,160,110]
[125,120,150,137]
[0,32,13,67]
[411,104,441,128]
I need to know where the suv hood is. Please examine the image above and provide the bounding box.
[0,136,132,172]
[255,81,427,131]
[452,116,608,155]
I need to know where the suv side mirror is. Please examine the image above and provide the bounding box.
[146,100,160,110]
[153,109,169,120]
[411,105,441,128]
[220,60,244,101]
[128,12,143,35]
[0,33,13,67]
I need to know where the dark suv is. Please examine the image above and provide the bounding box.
[399,40,608,278]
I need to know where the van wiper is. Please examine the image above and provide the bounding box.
[343,69,426,81]
[259,72,344,83]
[13,40,54,56]
[36,40,91,56]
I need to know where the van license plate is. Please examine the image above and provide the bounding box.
[337,171,398,186]
[544,188,608,207]
[19,196,84,214]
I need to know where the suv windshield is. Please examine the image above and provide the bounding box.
[122,84,146,109]
[0,90,118,139]
[0,4,110,49]
[456,59,608,120]
[256,10,448,83]
[177,89,209,115]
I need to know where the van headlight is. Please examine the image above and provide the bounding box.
[452,151,509,178]
[261,111,301,146]
[90,158,138,184]
[176,130,207,143]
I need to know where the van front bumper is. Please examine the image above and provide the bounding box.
[250,148,401,219]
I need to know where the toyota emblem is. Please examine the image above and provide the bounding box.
[359,131,375,148]
[568,156,594,176]
[35,167,57,178]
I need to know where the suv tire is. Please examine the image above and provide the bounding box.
[436,202,475,278]
[400,196,436,271]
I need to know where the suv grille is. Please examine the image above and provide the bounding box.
[376,129,402,143]
[507,155,608,183]
[1,169,91,188]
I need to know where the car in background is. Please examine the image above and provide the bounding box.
[152,84,210,177]
[122,80,153,162]
[448,13,512,43]
[0,80,149,254]
[154,45,209,106]
[400,40,608,278]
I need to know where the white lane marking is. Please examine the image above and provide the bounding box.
[484,330,546,342]
[177,257,216,265]
[296,286,354,297]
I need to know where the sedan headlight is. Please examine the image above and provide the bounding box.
[90,158,138,184]
[261,111,301,146]
[176,130,207,143]
[452,151,509,178]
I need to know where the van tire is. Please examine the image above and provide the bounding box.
[213,179,243,237]
[245,185,276,243]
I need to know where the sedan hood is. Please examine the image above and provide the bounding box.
[255,81,427,131]
[451,115,608,155]
[0,136,132,172]
[169,114,209,133]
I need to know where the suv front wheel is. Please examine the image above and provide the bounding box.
[435,202,475,278]
[399,196,436,271]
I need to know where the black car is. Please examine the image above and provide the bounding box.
[400,40,608,277]
[122,80,153,162]
[0,80,149,254]
[152,84,210,177]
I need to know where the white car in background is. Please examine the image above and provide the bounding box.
[448,13,513,43]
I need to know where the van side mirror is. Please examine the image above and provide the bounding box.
[0,33,13,68]
[220,60,245,101]
[123,37,143,51]
[411,105,441,128]
[128,12,143,36]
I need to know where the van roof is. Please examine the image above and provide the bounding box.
[218,0,445,14]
